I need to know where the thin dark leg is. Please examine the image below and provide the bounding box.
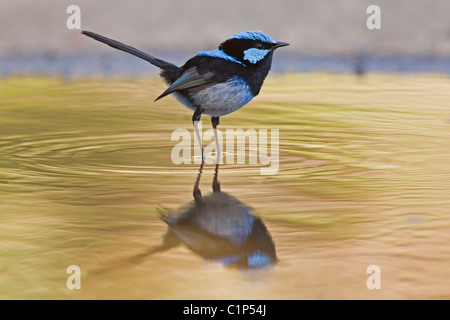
[193,108,203,122]
[211,116,220,128]
[192,109,204,159]
[213,162,221,193]
[211,116,221,164]
[193,158,205,207]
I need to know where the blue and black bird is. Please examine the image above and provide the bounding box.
[81,30,288,160]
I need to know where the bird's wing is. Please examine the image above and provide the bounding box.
[154,67,216,101]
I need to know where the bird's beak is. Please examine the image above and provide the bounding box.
[273,42,289,49]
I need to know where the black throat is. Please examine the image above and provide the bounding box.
[241,51,274,96]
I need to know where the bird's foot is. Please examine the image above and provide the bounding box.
[193,153,207,163]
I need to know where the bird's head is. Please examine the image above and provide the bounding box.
[199,30,288,68]
[219,31,288,67]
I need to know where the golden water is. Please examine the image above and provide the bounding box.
[1,74,449,299]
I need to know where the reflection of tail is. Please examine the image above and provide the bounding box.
[89,227,181,276]
[127,211,181,262]
[127,230,180,263]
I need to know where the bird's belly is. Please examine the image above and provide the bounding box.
[174,77,255,117]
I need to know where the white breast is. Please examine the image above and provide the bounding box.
[173,77,255,117]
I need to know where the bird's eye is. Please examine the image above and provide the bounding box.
[255,43,263,49]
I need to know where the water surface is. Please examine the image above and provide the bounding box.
[1,74,449,299]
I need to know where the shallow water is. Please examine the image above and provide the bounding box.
[1,74,450,299]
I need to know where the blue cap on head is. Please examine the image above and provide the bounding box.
[231,30,276,44]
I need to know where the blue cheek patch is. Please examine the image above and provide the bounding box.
[247,251,272,267]
[198,49,245,66]
[243,48,271,64]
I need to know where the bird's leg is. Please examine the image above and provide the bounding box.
[192,109,204,161]
[193,157,205,207]
[211,116,221,164]
[213,162,221,193]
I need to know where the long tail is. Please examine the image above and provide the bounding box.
[81,30,179,72]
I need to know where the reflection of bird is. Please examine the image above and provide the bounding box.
[81,30,288,161]
[134,163,277,270]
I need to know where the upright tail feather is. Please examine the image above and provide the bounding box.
[81,30,179,71]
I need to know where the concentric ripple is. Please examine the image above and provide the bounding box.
[1,75,450,299]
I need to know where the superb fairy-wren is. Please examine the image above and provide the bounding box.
[81,30,288,161]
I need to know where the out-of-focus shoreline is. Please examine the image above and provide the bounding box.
[2,53,450,77]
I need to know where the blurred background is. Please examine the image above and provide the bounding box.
[1,0,450,75]
[1,0,450,300]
